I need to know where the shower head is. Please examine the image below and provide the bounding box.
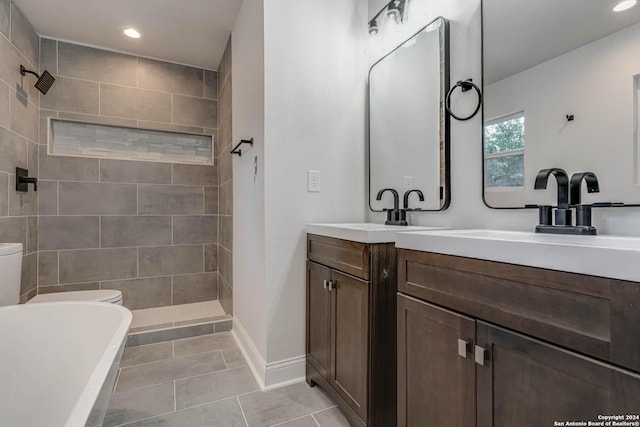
[20,65,55,95]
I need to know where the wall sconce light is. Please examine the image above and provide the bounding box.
[369,19,380,35]
[368,0,408,35]
[386,0,405,24]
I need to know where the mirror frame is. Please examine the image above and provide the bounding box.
[367,17,451,212]
[480,0,639,210]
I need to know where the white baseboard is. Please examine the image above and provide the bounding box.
[231,318,306,391]
[264,355,306,390]
[231,318,267,389]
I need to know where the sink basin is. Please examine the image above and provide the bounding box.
[396,229,640,282]
[307,223,444,244]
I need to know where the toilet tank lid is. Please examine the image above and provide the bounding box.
[0,243,23,256]
[28,289,123,304]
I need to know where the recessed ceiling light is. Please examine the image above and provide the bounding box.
[124,28,141,39]
[613,0,637,12]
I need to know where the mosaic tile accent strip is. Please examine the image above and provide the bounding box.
[50,119,213,165]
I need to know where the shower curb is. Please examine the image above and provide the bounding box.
[126,316,233,347]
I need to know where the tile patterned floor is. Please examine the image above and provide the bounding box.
[104,332,350,427]
[130,301,229,332]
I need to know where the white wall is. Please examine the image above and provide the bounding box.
[232,0,268,364]
[367,0,640,236]
[232,0,368,387]
[263,0,368,365]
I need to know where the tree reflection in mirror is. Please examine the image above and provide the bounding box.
[484,112,525,188]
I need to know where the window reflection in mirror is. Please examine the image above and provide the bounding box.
[484,112,525,189]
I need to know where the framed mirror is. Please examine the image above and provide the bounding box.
[483,0,640,208]
[368,17,450,212]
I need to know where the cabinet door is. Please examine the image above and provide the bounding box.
[330,269,369,421]
[307,261,332,378]
[476,322,640,427]
[397,294,476,427]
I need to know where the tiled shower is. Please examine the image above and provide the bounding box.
[0,0,232,329]
[0,0,40,303]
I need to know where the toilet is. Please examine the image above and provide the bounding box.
[0,243,123,306]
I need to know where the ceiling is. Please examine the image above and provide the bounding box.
[14,0,243,70]
[484,0,640,84]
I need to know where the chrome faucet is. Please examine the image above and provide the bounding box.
[376,188,406,226]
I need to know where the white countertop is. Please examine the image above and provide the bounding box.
[396,229,640,282]
[307,223,444,244]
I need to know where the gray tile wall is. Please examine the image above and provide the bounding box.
[0,0,39,303]
[217,37,233,315]
[36,38,221,310]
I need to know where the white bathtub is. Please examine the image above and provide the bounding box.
[0,301,132,427]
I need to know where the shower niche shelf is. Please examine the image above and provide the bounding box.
[48,118,214,165]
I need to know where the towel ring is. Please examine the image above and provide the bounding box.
[445,79,482,121]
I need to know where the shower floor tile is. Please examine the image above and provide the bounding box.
[105,332,350,427]
[130,300,227,332]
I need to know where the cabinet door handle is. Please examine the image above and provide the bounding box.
[457,339,471,358]
[475,345,487,366]
[323,280,328,290]
[327,280,335,291]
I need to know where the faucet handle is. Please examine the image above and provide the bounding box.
[575,204,592,227]
[383,208,394,223]
[537,205,552,226]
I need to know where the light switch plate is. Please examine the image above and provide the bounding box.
[308,170,320,192]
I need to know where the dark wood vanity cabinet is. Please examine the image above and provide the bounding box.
[476,322,640,427]
[308,261,369,421]
[397,294,476,426]
[306,234,396,427]
[397,249,640,427]
[307,261,332,380]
